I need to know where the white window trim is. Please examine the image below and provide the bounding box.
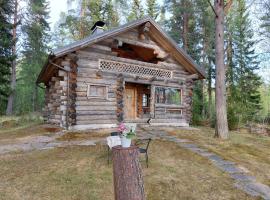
[155,86,183,106]
[86,83,108,99]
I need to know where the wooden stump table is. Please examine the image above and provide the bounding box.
[112,145,145,200]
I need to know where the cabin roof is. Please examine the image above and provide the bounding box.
[37,17,205,84]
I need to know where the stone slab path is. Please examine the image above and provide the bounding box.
[0,131,97,155]
[137,126,270,200]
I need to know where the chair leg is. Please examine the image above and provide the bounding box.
[145,153,149,168]
[107,146,110,165]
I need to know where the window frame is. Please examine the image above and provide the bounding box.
[154,86,183,106]
[86,83,108,99]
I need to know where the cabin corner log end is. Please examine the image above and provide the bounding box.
[68,56,78,126]
[112,145,145,200]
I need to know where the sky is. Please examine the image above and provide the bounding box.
[48,0,67,28]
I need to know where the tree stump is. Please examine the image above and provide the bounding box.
[112,145,145,200]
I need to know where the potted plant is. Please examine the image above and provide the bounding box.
[118,123,136,148]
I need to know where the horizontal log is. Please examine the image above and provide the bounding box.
[76,110,116,115]
[58,70,67,77]
[76,105,116,111]
[77,60,99,69]
[155,104,185,108]
[70,124,117,130]
[90,44,112,52]
[76,119,117,125]
[77,115,117,120]
[75,101,116,106]
[77,80,117,87]
[76,96,116,101]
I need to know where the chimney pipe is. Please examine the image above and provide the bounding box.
[91,21,106,35]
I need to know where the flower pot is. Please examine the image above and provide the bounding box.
[121,137,131,148]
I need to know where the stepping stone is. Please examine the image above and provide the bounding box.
[211,160,235,166]
[235,181,270,199]
[197,152,216,157]
[217,164,244,174]
[178,143,198,148]
[208,155,225,162]
[235,182,262,198]
[230,174,256,183]
[186,147,207,153]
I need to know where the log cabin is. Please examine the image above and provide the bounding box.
[36,17,205,130]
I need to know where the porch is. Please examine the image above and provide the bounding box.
[123,82,188,127]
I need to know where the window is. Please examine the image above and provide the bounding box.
[142,94,150,107]
[87,84,107,99]
[155,87,182,105]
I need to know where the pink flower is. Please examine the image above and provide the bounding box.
[118,123,127,132]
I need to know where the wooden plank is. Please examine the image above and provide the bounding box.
[76,119,117,124]
[77,115,117,120]
[75,101,116,106]
[150,85,155,118]
[77,110,116,115]
[70,124,118,130]
[76,105,116,111]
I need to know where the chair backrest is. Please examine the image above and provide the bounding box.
[136,138,152,151]
[110,132,120,136]
[145,138,152,151]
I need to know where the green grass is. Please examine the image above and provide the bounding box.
[0,124,258,200]
[168,126,270,187]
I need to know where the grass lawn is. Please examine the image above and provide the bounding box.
[167,127,270,188]
[0,124,259,200]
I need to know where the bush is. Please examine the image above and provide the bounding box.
[227,106,239,130]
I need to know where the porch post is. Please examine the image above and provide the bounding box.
[116,74,124,122]
[150,85,155,118]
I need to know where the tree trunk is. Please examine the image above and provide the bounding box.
[33,85,38,111]
[79,0,86,39]
[6,0,18,115]
[183,12,189,51]
[112,145,145,200]
[214,0,229,139]
[208,58,212,120]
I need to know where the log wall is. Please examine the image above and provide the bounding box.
[45,27,197,129]
[44,73,64,125]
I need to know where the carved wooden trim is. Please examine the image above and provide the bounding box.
[99,59,172,79]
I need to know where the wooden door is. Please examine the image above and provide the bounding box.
[125,87,136,119]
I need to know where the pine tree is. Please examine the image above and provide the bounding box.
[18,0,50,112]
[234,0,261,119]
[224,0,262,128]
[261,0,270,42]
[6,0,20,115]
[104,0,119,28]
[146,0,159,19]
[0,0,14,114]
[127,0,144,21]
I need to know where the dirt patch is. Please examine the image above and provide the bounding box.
[57,128,115,141]
[0,120,18,128]
[43,126,63,133]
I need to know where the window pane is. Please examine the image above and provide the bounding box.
[142,94,149,107]
[90,86,97,96]
[88,85,106,98]
[155,87,181,105]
